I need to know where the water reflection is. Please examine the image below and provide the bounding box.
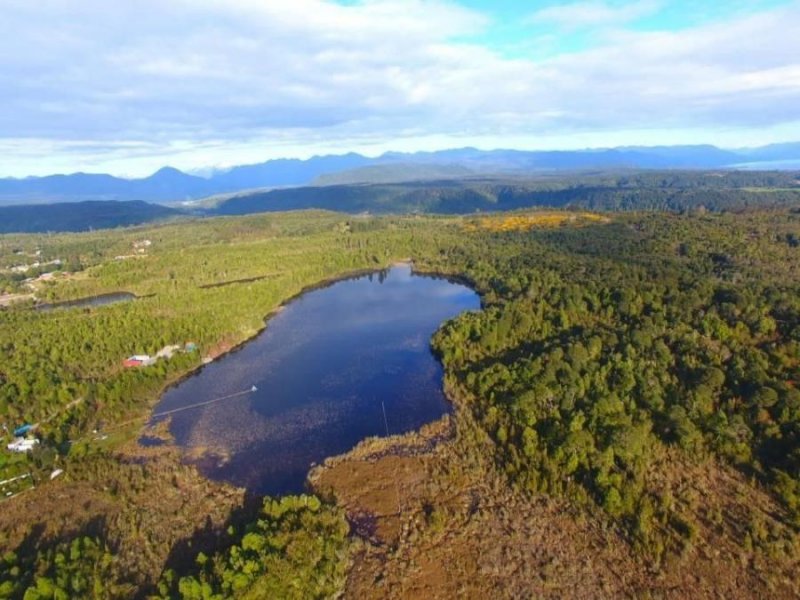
[146,264,479,495]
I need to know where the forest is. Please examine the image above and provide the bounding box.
[1,201,800,598]
[431,211,800,558]
[211,170,800,216]
[0,170,797,235]
[0,201,181,234]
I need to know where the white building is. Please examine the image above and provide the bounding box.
[7,438,39,453]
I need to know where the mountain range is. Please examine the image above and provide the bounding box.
[2,170,799,233]
[1,143,799,206]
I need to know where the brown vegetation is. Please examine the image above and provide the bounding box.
[463,211,609,233]
[0,434,247,596]
[312,409,800,599]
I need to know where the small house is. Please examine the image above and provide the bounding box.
[14,424,33,437]
[7,438,39,453]
[156,345,181,359]
[123,355,155,368]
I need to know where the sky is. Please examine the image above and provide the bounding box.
[2,0,800,177]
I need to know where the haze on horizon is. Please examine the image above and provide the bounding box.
[2,0,800,178]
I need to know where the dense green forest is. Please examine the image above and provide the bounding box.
[1,204,800,597]
[157,496,349,600]
[0,201,181,234]
[212,171,800,216]
[0,171,797,235]
[430,211,800,558]
[0,536,133,599]
[0,496,347,600]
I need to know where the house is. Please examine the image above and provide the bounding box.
[156,345,181,359]
[7,438,39,453]
[123,354,155,368]
[133,240,153,254]
[13,424,33,437]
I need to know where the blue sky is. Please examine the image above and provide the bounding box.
[457,0,793,57]
[2,0,800,176]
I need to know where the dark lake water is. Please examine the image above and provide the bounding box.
[145,264,479,495]
[37,292,136,311]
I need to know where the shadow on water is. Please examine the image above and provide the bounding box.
[143,264,480,497]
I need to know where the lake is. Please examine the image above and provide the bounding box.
[146,264,479,495]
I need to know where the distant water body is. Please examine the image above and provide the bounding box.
[146,264,480,495]
[730,159,800,170]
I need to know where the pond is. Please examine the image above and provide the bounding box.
[36,292,137,312]
[146,264,479,495]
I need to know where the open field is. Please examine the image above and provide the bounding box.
[463,211,609,232]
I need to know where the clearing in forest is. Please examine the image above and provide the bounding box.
[463,211,609,232]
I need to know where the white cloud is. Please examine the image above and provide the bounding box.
[527,1,661,30]
[0,0,799,176]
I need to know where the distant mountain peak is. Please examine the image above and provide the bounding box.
[0,143,798,206]
[147,166,192,179]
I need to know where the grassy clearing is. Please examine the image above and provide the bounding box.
[463,211,609,233]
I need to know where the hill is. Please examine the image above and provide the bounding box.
[0,200,182,233]
[211,171,800,216]
[0,169,208,206]
[312,162,475,185]
[1,171,797,235]
[3,144,800,205]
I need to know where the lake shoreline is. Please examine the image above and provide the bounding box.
[142,261,420,418]
[143,258,479,425]
[143,260,481,495]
